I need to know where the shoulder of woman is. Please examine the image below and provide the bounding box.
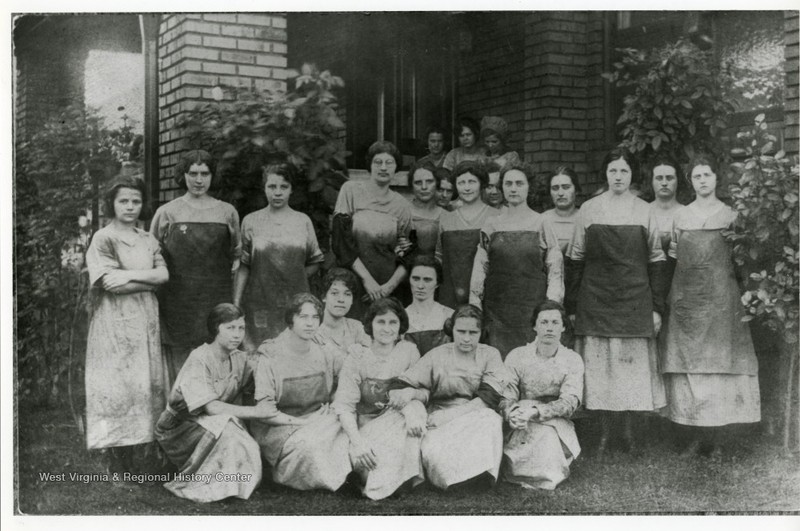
[254,337,282,360]
[478,343,503,361]
[396,339,421,358]
[559,345,585,367]
[345,343,370,360]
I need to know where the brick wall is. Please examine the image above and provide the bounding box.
[157,13,289,204]
[456,13,525,154]
[785,11,799,156]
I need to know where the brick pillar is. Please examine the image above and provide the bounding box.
[785,11,799,156]
[523,13,593,188]
[157,13,289,204]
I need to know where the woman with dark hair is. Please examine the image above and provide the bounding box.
[645,155,686,254]
[333,298,425,499]
[417,126,447,168]
[470,164,563,358]
[501,300,584,490]
[333,141,412,318]
[565,148,669,454]
[387,304,508,490]
[85,176,169,473]
[316,267,371,355]
[251,293,351,491]
[433,167,456,211]
[150,149,242,383]
[404,255,454,355]
[155,303,261,502]
[408,161,446,259]
[660,155,760,456]
[442,117,487,171]
[480,116,521,171]
[233,162,324,349]
[436,161,499,309]
[542,166,582,255]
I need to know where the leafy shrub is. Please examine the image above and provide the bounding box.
[178,63,348,251]
[15,104,135,406]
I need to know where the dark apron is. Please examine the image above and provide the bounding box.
[350,211,404,319]
[439,229,481,308]
[404,329,450,356]
[253,372,329,465]
[159,223,233,376]
[357,377,391,417]
[411,217,440,258]
[662,230,758,375]
[484,231,547,359]
[575,224,653,337]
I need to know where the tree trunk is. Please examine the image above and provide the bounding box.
[781,339,800,452]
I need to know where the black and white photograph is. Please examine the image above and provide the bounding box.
[5,2,800,523]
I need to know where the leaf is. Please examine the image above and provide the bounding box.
[680,100,692,109]
[652,135,662,151]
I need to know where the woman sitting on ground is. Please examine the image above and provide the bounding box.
[404,255,454,356]
[333,298,426,499]
[501,300,584,490]
[155,303,262,502]
[250,293,351,491]
[387,305,508,490]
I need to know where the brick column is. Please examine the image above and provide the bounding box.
[157,13,289,204]
[523,13,591,184]
[785,11,799,156]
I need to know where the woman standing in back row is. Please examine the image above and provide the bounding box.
[660,155,760,456]
[150,150,241,382]
[566,148,670,455]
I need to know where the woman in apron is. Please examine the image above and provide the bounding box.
[332,141,412,318]
[404,255,454,356]
[150,150,241,383]
[470,165,564,358]
[85,176,169,473]
[387,305,509,490]
[250,293,351,491]
[502,300,584,490]
[565,148,670,455]
[661,155,760,456]
[542,166,582,256]
[436,161,499,309]
[155,303,261,502]
[333,298,426,499]
[233,163,324,350]
[408,161,446,259]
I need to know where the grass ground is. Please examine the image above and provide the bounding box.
[15,404,800,515]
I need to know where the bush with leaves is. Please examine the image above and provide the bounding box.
[15,104,135,407]
[602,38,736,167]
[725,114,799,449]
[178,64,348,251]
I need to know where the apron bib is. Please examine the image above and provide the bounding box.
[160,222,233,348]
[405,329,450,356]
[576,224,653,337]
[662,230,758,374]
[411,217,440,258]
[484,231,547,358]
[440,229,481,308]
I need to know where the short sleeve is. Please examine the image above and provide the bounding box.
[334,181,357,216]
[332,349,364,416]
[399,350,436,390]
[149,204,170,243]
[646,208,667,263]
[252,347,280,417]
[86,231,119,286]
[148,233,166,269]
[442,149,457,171]
[560,350,585,405]
[240,215,254,266]
[502,349,524,401]
[177,353,220,414]
[567,205,587,261]
[228,205,242,260]
[480,346,509,395]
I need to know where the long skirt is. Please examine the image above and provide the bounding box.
[155,410,262,502]
[663,373,761,426]
[85,291,169,449]
[421,407,503,489]
[503,417,580,490]
[577,336,666,411]
[356,409,424,500]
[256,411,351,491]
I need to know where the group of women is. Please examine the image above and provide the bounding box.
[83,114,760,504]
